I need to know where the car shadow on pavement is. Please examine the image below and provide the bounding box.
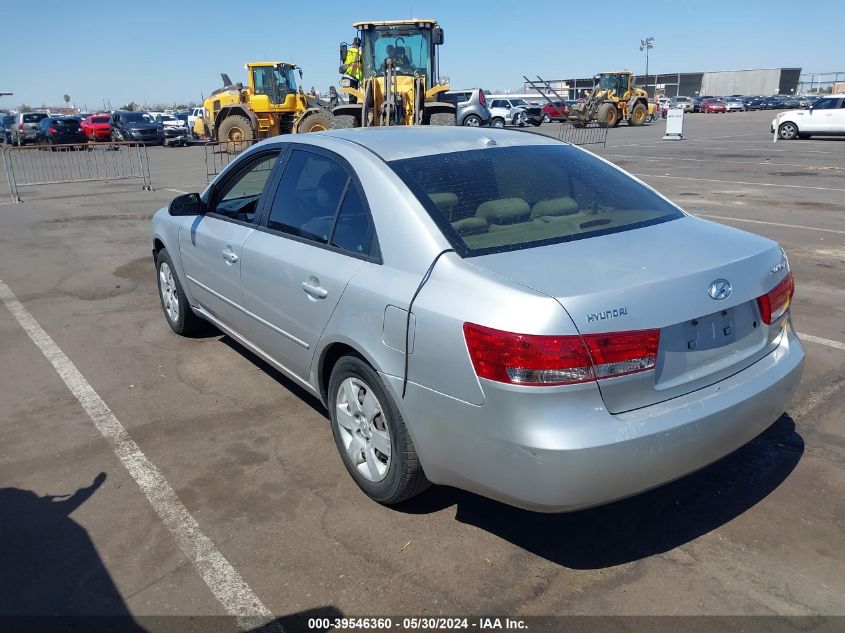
[0,472,145,629]
[218,335,328,419]
[398,414,803,569]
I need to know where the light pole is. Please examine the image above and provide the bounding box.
[640,37,654,96]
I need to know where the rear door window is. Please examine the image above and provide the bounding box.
[389,144,683,257]
[24,113,47,123]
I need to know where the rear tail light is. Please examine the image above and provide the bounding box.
[478,90,487,108]
[19,123,24,130]
[48,127,57,134]
[463,323,660,386]
[757,272,794,325]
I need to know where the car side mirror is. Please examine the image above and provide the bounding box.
[169,193,203,216]
[432,27,444,45]
[340,43,347,63]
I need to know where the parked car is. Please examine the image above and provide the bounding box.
[723,97,746,112]
[151,127,804,512]
[154,113,192,146]
[1,114,16,144]
[487,96,543,127]
[442,89,492,127]
[35,117,88,147]
[81,114,112,142]
[540,100,569,122]
[110,111,164,145]
[700,98,727,113]
[9,112,49,145]
[670,96,694,112]
[691,96,704,112]
[188,107,204,131]
[743,96,764,110]
[760,96,785,110]
[773,94,845,140]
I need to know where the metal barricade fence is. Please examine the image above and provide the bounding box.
[204,139,262,182]
[2,141,152,202]
[557,121,608,147]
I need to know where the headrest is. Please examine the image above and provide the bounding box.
[475,198,530,224]
[452,217,488,236]
[429,192,459,217]
[531,196,578,218]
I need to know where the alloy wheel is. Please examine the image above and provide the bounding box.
[159,261,179,323]
[335,377,391,482]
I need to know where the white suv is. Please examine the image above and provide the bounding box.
[773,95,845,140]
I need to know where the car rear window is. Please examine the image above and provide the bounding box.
[389,145,683,257]
[92,116,110,123]
[24,113,48,123]
[54,119,81,130]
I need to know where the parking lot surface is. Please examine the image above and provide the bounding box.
[1,110,843,626]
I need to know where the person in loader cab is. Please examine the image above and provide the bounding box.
[343,37,363,103]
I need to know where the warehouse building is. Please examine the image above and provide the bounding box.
[523,68,802,99]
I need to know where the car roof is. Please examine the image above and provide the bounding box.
[317,126,564,161]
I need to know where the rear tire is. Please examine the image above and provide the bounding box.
[295,110,333,133]
[155,249,203,336]
[462,114,482,127]
[331,114,358,129]
[629,102,647,126]
[216,115,254,154]
[328,355,430,505]
[542,113,552,123]
[428,112,456,126]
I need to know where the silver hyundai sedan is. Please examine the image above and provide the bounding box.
[151,127,804,512]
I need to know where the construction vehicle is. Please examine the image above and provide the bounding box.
[568,70,654,128]
[197,62,333,146]
[332,19,456,128]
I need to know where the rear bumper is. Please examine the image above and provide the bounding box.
[392,322,804,512]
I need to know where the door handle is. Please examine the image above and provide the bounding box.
[301,281,328,299]
[221,248,238,264]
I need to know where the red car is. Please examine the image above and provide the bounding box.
[700,98,727,113]
[81,114,112,141]
[540,100,569,122]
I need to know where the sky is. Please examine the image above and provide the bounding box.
[1,0,843,110]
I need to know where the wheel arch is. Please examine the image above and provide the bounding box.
[317,340,384,407]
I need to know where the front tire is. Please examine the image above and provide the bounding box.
[596,102,618,128]
[778,121,799,140]
[156,249,203,336]
[328,355,430,505]
[491,117,505,128]
[331,114,358,129]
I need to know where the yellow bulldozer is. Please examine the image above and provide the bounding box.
[196,62,333,146]
[332,19,456,128]
[568,70,655,128]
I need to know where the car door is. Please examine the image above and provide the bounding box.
[802,97,836,132]
[240,147,379,383]
[833,98,845,133]
[178,149,281,331]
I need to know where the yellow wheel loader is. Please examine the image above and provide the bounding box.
[332,19,456,128]
[568,71,655,128]
[198,62,333,150]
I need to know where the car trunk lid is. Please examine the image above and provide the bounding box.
[468,216,789,413]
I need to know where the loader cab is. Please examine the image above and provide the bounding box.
[247,63,300,108]
[596,72,631,98]
[355,20,444,85]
